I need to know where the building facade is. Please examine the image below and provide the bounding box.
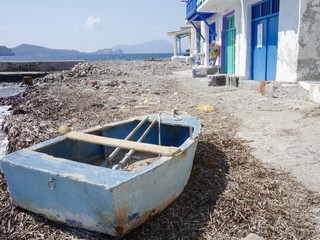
[182,0,320,82]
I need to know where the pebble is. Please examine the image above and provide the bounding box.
[241,233,265,240]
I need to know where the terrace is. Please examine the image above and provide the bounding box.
[197,0,238,13]
[181,0,213,21]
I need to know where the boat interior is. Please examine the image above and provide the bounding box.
[36,119,192,171]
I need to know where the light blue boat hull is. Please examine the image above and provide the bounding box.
[1,112,201,237]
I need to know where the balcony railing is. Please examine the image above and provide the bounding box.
[186,0,196,19]
[184,0,208,19]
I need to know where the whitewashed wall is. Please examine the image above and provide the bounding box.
[200,21,210,66]
[276,0,300,82]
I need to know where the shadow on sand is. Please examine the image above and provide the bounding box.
[134,139,230,239]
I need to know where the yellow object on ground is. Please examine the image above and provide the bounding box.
[198,104,215,112]
[57,125,72,134]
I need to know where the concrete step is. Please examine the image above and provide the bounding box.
[299,81,320,103]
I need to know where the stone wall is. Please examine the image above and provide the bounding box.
[0,60,85,72]
[297,0,320,81]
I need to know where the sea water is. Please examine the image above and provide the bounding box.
[0,106,11,161]
[0,53,173,62]
[0,87,26,160]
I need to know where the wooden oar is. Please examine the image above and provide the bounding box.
[101,116,149,167]
[112,119,158,170]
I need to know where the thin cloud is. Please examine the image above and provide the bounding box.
[85,16,104,31]
[0,27,7,32]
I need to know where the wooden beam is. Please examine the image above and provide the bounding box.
[66,132,181,157]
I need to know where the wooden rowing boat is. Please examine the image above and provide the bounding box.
[1,111,201,237]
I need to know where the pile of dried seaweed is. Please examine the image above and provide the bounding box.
[1,132,319,239]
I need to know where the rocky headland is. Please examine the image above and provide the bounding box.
[0,46,15,56]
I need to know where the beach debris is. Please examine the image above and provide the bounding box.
[23,76,33,85]
[88,80,98,87]
[12,109,29,115]
[91,103,104,108]
[241,233,265,240]
[57,125,72,134]
[198,104,215,112]
[259,81,271,96]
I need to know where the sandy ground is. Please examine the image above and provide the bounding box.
[171,70,320,194]
[0,60,320,239]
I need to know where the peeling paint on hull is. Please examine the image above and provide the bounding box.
[1,112,201,237]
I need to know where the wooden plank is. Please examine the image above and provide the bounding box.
[66,132,181,157]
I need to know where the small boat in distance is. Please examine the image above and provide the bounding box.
[1,111,201,237]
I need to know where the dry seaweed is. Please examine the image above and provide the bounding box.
[0,61,319,239]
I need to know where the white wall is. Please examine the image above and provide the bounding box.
[200,21,210,66]
[234,1,254,79]
[190,27,197,57]
[276,0,301,82]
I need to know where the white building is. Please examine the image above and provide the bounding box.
[181,0,320,82]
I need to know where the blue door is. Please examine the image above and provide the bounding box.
[225,15,236,74]
[209,23,216,44]
[209,23,216,65]
[266,15,279,80]
[251,0,280,81]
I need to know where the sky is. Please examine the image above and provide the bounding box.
[0,0,187,52]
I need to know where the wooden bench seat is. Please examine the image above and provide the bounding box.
[66,132,181,157]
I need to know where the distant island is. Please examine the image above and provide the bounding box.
[112,39,173,54]
[4,40,173,57]
[11,44,84,56]
[94,48,123,55]
[0,46,15,56]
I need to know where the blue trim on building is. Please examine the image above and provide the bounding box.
[190,22,205,40]
[198,12,216,37]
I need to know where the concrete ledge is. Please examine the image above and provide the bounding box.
[0,60,85,72]
[299,81,320,103]
[192,66,220,78]
[0,72,48,82]
[310,84,320,103]
[171,56,194,64]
